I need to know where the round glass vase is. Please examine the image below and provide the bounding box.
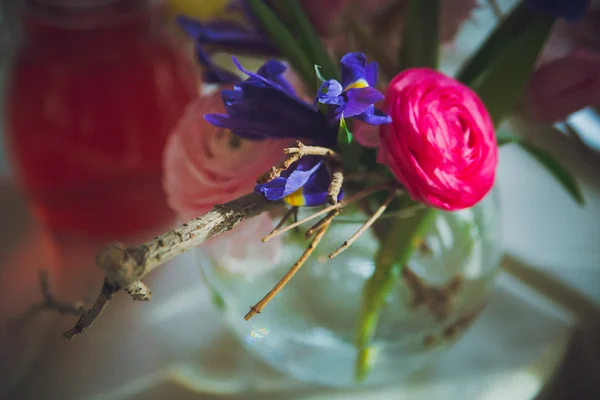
[197,192,502,388]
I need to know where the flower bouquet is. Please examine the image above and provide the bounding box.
[61,0,589,388]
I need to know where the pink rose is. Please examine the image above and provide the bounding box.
[378,68,497,211]
[163,94,287,220]
[521,48,600,122]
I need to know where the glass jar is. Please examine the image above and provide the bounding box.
[197,192,502,388]
[4,0,198,239]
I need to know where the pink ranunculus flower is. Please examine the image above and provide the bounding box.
[163,93,287,272]
[163,94,287,219]
[521,47,600,122]
[378,68,498,211]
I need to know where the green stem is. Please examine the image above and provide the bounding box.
[274,0,339,81]
[398,0,440,70]
[354,205,438,382]
[246,0,315,89]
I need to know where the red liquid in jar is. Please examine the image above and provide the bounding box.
[5,6,198,239]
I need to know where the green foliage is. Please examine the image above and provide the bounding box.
[399,0,441,70]
[497,130,584,205]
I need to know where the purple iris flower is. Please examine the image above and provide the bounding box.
[256,156,342,206]
[176,1,279,84]
[526,0,591,21]
[204,57,338,206]
[205,57,335,144]
[316,52,392,126]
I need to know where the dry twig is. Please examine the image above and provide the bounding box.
[488,0,503,19]
[330,190,397,258]
[262,182,392,243]
[11,271,87,331]
[270,206,298,235]
[326,164,344,205]
[63,193,277,339]
[257,141,341,184]
[305,209,340,238]
[402,267,463,321]
[244,219,333,320]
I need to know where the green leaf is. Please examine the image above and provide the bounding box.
[337,115,353,145]
[472,12,554,126]
[496,129,520,145]
[399,0,440,70]
[456,1,532,86]
[354,205,438,381]
[275,0,339,81]
[496,129,584,205]
[519,141,584,205]
[210,287,226,311]
[314,65,327,84]
[246,0,315,88]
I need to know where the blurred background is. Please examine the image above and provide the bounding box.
[0,0,599,399]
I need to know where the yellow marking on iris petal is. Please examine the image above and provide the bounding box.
[284,188,305,206]
[345,79,369,91]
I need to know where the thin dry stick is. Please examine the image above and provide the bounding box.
[11,271,87,332]
[326,164,344,205]
[262,182,392,243]
[305,209,340,238]
[488,0,503,18]
[257,152,302,184]
[329,190,397,258]
[244,220,333,320]
[284,141,342,162]
[257,141,342,184]
[64,192,277,339]
[270,206,298,235]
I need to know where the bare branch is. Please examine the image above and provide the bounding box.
[305,209,340,238]
[270,206,298,235]
[262,182,393,242]
[330,190,397,258]
[257,141,342,184]
[10,271,87,332]
[326,164,344,205]
[64,193,277,339]
[245,219,333,320]
[284,141,342,162]
[488,0,503,19]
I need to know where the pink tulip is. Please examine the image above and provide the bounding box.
[378,68,497,211]
[163,94,287,220]
[522,48,600,122]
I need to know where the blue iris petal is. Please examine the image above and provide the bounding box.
[205,58,334,142]
[340,52,368,88]
[176,15,279,56]
[526,0,591,21]
[316,80,344,105]
[355,106,393,125]
[300,163,344,206]
[255,157,323,200]
[340,87,385,118]
[364,62,379,87]
[315,52,390,128]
